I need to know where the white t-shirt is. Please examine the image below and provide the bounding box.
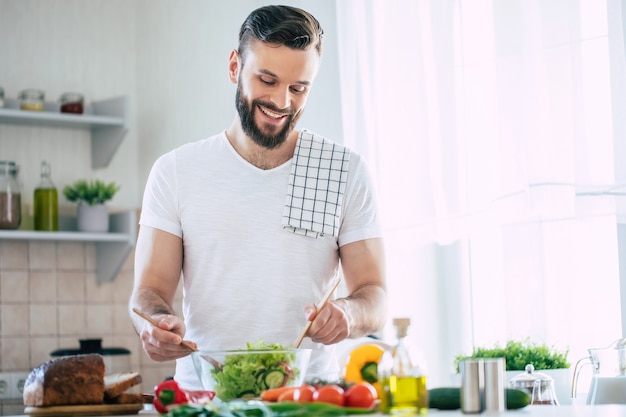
[139,131,382,389]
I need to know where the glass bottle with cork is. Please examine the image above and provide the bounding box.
[379,317,428,415]
[34,160,58,231]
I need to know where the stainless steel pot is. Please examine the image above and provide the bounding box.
[50,338,130,374]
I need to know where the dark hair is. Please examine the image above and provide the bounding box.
[238,5,324,62]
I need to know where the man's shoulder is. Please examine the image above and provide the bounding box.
[175,132,226,153]
[156,132,226,162]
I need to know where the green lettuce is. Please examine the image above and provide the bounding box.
[211,341,300,401]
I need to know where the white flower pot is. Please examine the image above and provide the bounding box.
[77,202,109,232]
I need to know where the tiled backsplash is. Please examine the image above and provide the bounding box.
[0,239,181,408]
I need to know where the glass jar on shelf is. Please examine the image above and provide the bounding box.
[19,89,45,111]
[0,161,22,230]
[59,92,84,114]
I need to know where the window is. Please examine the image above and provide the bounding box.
[336,0,626,388]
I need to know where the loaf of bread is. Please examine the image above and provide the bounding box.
[23,353,106,407]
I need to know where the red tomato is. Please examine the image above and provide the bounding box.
[292,384,316,403]
[344,382,378,409]
[313,385,345,406]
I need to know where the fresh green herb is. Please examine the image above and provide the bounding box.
[165,400,271,417]
[165,401,377,417]
[63,179,120,206]
[454,338,570,371]
[267,401,378,416]
[211,341,300,401]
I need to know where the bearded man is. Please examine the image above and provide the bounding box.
[130,5,387,390]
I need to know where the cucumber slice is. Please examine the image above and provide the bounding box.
[237,390,257,399]
[264,370,287,389]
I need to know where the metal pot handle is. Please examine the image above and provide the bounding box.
[571,356,591,399]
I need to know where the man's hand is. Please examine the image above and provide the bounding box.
[138,313,197,361]
[304,300,351,345]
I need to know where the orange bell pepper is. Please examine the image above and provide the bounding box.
[343,343,385,396]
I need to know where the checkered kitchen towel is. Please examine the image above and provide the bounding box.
[282,130,351,238]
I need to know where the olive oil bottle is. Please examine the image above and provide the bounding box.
[379,317,428,415]
[33,160,58,231]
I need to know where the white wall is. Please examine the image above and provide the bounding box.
[0,0,341,209]
[135,0,342,189]
[0,0,139,212]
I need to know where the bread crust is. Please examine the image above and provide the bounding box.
[23,354,106,407]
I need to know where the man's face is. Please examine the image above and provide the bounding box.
[233,40,321,149]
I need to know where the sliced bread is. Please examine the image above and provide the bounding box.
[103,371,142,401]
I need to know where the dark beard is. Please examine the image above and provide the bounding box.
[235,84,300,149]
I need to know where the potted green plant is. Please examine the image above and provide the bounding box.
[454,339,571,404]
[63,179,120,232]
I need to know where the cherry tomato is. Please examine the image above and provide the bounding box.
[313,384,345,406]
[344,382,378,409]
[292,385,316,403]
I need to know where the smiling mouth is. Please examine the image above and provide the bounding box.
[258,104,288,120]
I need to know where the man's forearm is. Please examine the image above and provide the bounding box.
[338,284,387,338]
[129,287,176,333]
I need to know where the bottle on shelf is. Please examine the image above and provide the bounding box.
[0,161,21,230]
[379,317,428,415]
[33,160,58,231]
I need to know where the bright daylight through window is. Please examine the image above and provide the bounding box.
[336,0,626,391]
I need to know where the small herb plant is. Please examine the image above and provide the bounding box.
[454,339,570,371]
[63,179,120,206]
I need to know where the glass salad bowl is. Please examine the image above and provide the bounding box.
[191,348,312,401]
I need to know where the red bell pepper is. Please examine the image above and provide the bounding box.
[153,377,216,414]
[154,377,189,413]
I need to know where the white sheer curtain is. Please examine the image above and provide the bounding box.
[336,0,626,387]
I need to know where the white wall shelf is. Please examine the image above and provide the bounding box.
[0,96,129,169]
[0,95,134,282]
[0,210,136,283]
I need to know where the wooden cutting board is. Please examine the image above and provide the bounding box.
[24,403,143,416]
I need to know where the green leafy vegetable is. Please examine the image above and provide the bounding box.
[211,341,300,401]
[267,401,378,416]
[165,401,377,417]
[165,400,271,417]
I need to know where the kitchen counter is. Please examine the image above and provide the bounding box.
[6,405,626,417]
[427,405,626,415]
